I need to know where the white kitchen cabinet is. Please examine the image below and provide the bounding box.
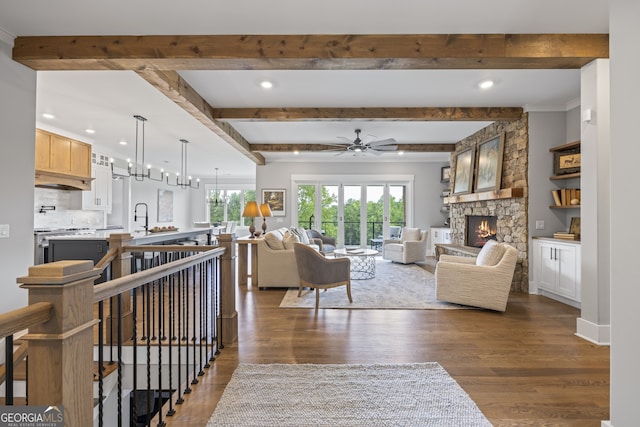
[77,153,112,212]
[429,227,451,256]
[533,238,581,307]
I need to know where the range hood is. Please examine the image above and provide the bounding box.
[35,169,92,191]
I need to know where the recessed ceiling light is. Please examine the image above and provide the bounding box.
[42,113,55,119]
[478,80,495,89]
[119,140,128,145]
[85,129,96,134]
[260,80,273,89]
[293,150,299,155]
[398,151,404,156]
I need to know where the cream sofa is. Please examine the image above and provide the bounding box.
[256,227,318,288]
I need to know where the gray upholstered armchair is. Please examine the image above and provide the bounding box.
[294,242,352,309]
[306,229,336,254]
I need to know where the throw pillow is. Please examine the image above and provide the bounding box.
[282,231,298,249]
[291,226,310,245]
[264,232,285,250]
[475,240,506,266]
[401,227,421,242]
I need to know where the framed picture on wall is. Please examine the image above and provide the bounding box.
[157,189,174,222]
[262,189,286,216]
[474,133,505,192]
[440,166,451,183]
[453,148,475,195]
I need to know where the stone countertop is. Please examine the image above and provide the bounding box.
[47,228,214,244]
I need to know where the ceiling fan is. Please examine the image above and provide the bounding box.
[328,129,398,155]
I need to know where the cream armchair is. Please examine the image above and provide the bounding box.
[435,240,518,312]
[382,228,428,264]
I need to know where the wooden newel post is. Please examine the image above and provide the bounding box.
[217,233,238,344]
[17,260,101,427]
[106,233,134,342]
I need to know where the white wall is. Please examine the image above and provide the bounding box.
[256,161,449,234]
[128,178,193,232]
[0,39,35,312]
[610,1,640,425]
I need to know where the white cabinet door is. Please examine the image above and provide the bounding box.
[80,163,112,212]
[556,244,578,299]
[533,239,580,305]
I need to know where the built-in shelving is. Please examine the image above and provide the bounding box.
[550,172,581,181]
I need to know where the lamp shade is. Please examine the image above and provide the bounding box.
[259,203,273,218]
[242,201,260,218]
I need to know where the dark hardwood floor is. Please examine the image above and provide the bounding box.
[163,259,610,426]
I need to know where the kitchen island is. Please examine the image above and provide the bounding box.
[47,228,217,282]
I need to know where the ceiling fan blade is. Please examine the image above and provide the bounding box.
[371,144,398,151]
[367,138,397,147]
[336,136,352,143]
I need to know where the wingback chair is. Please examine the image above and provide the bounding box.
[382,227,428,264]
[294,243,352,309]
[435,240,518,312]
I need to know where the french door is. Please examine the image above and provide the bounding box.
[294,175,412,249]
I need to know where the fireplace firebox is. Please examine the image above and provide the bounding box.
[466,215,498,248]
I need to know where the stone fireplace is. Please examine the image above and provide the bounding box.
[466,215,498,248]
[446,115,529,293]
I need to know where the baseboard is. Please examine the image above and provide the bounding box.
[576,317,611,346]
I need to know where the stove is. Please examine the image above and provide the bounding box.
[34,227,97,264]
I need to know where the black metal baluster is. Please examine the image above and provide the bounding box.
[151,252,157,341]
[192,265,199,386]
[161,253,167,341]
[98,302,104,427]
[203,258,211,368]
[156,274,166,427]
[166,272,176,417]
[131,285,138,427]
[175,269,184,406]
[145,281,152,426]
[5,334,13,405]
[184,264,192,395]
[117,294,123,427]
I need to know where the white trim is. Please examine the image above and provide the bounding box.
[0,26,15,47]
[575,317,611,346]
[524,103,576,112]
[566,98,581,110]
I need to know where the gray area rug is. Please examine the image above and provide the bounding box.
[208,362,492,427]
[279,259,467,309]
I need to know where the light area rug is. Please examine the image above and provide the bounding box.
[279,259,467,309]
[208,362,492,427]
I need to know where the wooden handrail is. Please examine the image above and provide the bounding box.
[122,244,218,253]
[92,247,225,303]
[94,247,119,274]
[0,301,53,339]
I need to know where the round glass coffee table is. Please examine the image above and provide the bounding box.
[333,248,379,280]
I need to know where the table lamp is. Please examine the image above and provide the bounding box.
[259,203,273,234]
[242,201,261,238]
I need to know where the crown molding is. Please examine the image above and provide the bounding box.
[524,99,581,113]
[0,26,15,47]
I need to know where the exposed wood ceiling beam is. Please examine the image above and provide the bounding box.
[214,107,523,121]
[251,143,455,153]
[136,70,265,165]
[13,34,608,71]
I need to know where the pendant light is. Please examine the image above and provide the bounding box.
[166,139,200,189]
[210,167,222,205]
[110,115,164,182]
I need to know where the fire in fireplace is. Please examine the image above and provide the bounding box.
[466,215,498,248]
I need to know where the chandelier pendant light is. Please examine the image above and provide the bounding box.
[111,115,165,182]
[166,139,200,189]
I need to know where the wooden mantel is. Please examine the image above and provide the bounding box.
[444,187,525,204]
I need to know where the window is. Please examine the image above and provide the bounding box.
[206,186,255,225]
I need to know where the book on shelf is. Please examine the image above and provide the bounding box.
[551,190,561,206]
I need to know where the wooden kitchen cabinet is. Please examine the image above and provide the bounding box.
[35,129,91,178]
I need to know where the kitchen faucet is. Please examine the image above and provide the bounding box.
[134,202,149,233]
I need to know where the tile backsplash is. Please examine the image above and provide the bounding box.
[34,188,105,229]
